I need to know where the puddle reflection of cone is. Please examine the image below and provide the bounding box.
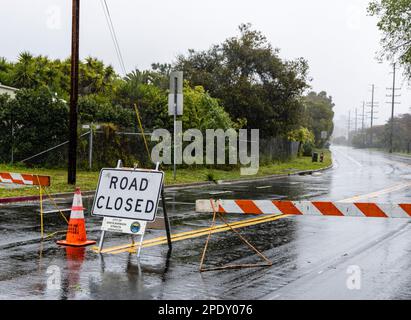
[57,188,96,247]
[65,247,85,297]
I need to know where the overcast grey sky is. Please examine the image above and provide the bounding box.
[2,0,410,127]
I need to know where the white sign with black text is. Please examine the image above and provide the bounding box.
[92,168,164,222]
[101,217,147,235]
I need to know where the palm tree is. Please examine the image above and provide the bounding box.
[11,52,37,88]
[0,57,12,85]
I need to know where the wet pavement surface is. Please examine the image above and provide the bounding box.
[1,145,411,299]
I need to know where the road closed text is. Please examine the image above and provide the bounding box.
[92,169,164,221]
[95,195,154,214]
[95,176,154,214]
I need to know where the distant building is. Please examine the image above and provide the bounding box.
[0,83,18,98]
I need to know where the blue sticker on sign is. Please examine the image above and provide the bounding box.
[130,221,141,234]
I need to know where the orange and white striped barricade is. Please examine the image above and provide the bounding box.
[196,199,411,218]
[0,172,50,187]
[0,172,63,239]
[195,199,411,271]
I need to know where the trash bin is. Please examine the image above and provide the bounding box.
[312,152,318,162]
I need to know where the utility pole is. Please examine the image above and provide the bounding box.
[10,111,14,164]
[365,86,379,146]
[361,102,365,131]
[355,108,358,133]
[370,84,374,145]
[173,76,177,180]
[89,123,93,170]
[362,101,365,146]
[389,63,397,153]
[347,110,351,142]
[68,0,80,185]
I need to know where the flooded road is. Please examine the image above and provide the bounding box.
[1,145,411,300]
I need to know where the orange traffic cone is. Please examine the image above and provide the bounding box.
[57,187,96,247]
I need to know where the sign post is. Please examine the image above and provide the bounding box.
[168,71,183,180]
[92,160,172,255]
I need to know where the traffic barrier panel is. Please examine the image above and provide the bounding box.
[196,199,411,218]
[0,172,50,186]
[57,188,96,247]
[0,171,68,239]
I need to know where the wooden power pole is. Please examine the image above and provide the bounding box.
[389,63,397,153]
[68,0,80,184]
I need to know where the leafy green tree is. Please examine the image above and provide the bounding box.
[182,85,238,131]
[151,63,172,89]
[115,72,170,130]
[0,57,13,86]
[78,57,118,96]
[287,127,315,156]
[7,88,69,160]
[78,94,134,128]
[368,0,411,76]
[369,113,411,151]
[175,23,310,137]
[0,94,14,162]
[303,91,334,147]
[116,69,238,132]
[10,52,38,88]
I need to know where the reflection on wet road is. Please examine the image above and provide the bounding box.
[1,146,411,299]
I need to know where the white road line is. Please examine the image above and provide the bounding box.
[340,182,411,202]
[209,191,233,195]
[333,148,363,167]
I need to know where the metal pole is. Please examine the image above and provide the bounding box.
[10,111,14,164]
[370,84,375,146]
[348,110,351,141]
[173,76,177,180]
[161,187,172,251]
[137,231,145,258]
[99,159,123,253]
[89,124,93,170]
[68,0,80,185]
[362,101,365,146]
[98,231,105,253]
[355,108,358,133]
[389,63,396,153]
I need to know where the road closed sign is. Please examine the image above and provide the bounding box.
[91,168,164,221]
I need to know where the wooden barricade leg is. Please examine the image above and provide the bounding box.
[199,199,273,272]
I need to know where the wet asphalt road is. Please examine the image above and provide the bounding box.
[1,145,411,300]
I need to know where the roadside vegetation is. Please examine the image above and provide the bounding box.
[0,24,334,195]
[333,1,411,154]
[0,150,331,198]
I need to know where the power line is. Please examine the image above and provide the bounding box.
[101,0,126,75]
[100,0,127,75]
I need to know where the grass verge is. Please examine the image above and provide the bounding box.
[0,150,331,198]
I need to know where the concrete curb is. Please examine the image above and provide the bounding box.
[0,163,333,204]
